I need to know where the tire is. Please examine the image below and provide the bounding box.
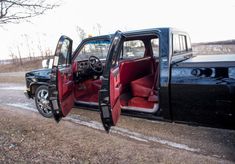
[35,85,53,118]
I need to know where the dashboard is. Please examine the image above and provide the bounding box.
[77,60,89,71]
[74,60,104,82]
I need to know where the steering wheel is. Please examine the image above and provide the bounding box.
[88,56,103,73]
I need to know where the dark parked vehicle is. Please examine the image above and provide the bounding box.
[24,66,53,118]
[27,27,235,132]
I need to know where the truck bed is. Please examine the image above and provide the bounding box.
[178,54,235,67]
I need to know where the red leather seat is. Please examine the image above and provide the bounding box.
[131,74,154,98]
[119,57,153,87]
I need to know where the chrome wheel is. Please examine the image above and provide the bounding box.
[35,85,53,118]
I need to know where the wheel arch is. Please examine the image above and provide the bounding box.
[29,82,49,97]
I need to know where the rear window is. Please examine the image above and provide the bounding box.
[122,40,145,59]
[173,34,192,55]
[179,35,186,51]
[186,36,192,50]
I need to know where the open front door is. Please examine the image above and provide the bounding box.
[49,36,74,122]
[99,31,125,132]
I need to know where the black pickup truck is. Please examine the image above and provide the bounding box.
[30,27,235,132]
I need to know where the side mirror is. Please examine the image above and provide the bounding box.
[48,59,54,69]
[42,59,49,68]
[53,36,73,67]
[42,59,54,69]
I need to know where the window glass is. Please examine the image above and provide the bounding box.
[173,34,188,55]
[173,34,180,54]
[180,35,186,51]
[75,40,110,61]
[179,35,182,51]
[58,39,70,66]
[186,36,192,50]
[122,40,145,59]
[151,38,159,57]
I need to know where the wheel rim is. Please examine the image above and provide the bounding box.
[36,89,52,115]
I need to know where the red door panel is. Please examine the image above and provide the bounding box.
[111,98,121,125]
[49,35,74,122]
[110,67,122,107]
[109,67,122,125]
[99,31,125,132]
[57,67,74,117]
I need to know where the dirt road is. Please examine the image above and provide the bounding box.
[0,79,235,163]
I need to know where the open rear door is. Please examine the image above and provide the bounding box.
[99,31,125,132]
[49,36,74,122]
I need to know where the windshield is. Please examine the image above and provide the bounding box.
[75,40,111,61]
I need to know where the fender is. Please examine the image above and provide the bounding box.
[29,81,50,97]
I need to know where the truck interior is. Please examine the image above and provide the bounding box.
[73,35,159,113]
[117,35,159,113]
[72,40,110,104]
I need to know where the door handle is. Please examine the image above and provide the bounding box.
[115,83,121,88]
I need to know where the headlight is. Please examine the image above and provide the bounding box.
[32,78,37,82]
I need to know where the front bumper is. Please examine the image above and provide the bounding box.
[24,90,32,99]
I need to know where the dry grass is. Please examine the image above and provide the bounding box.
[0,76,25,84]
[0,59,42,73]
[0,106,227,163]
[0,59,44,84]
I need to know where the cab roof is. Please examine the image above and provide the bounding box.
[82,27,188,41]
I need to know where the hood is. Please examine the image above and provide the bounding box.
[26,68,51,78]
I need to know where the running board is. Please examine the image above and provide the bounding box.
[75,100,159,113]
[121,103,159,113]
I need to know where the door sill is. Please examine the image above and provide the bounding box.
[121,103,159,113]
[74,100,99,106]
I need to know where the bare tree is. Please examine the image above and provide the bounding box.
[8,48,17,64]
[16,45,23,65]
[0,0,58,24]
[37,37,44,59]
[76,26,86,42]
[44,47,52,57]
[22,34,32,60]
[93,23,102,35]
[29,39,36,58]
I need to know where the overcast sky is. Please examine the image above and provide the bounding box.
[0,0,235,60]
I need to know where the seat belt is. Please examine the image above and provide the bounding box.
[148,62,159,102]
